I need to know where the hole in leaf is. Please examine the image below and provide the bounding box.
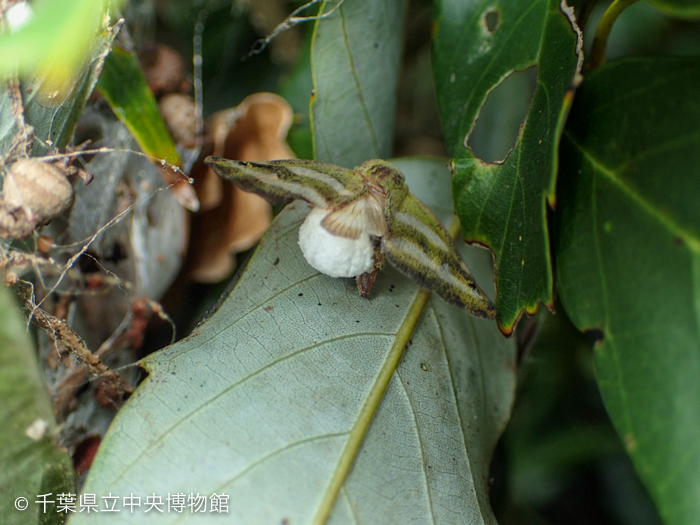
[482,8,500,33]
[466,66,537,164]
[584,328,605,345]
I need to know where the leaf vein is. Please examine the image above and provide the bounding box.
[339,5,380,158]
[565,132,700,252]
[113,331,395,484]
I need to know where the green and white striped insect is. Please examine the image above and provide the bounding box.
[205,157,496,319]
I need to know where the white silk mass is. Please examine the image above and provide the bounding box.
[298,207,374,278]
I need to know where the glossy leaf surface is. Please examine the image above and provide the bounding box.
[433,0,582,333]
[556,56,700,525]
[97,46,181,167]
[646,0,700,18]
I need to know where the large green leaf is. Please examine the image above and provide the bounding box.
[0,285,76,525]
[0,0,114,81]
[433,0,582,334]
[96,46,181,168]
[0,19,120,158]
[310,0,406,167]
[555,56,700,525]
[646,0,700,19]
[75,158,516,524]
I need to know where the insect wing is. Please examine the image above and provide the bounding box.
[204,157,364,208]
[321,193,387,240]
[383,192,496,319]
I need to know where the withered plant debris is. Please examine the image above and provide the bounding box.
[186,93,294,282]
[16,283,133,418]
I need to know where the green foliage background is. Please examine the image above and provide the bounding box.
[0,0,699,524]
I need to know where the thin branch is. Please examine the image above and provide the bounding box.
[589,0,641,71]
[247,0,345,58]
[29,182,166,317]
[35,147,189,180]
[17,283,131,400]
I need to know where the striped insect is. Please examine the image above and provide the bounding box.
[204,157,496,319]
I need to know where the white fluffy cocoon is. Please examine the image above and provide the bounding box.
[298,207,374,278]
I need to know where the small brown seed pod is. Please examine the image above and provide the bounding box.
[3,158,74,226]
[159,93,197,145]
[140,44,188,97]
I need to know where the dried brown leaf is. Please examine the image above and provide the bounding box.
[187,93,293,282]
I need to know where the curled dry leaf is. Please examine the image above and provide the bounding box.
[188,93,294,282]
[0,158,74,239]
[73,435,102,476]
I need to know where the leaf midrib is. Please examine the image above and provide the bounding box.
[338,4,381,159]
[564,130,700,254]
[312,287,432,524]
